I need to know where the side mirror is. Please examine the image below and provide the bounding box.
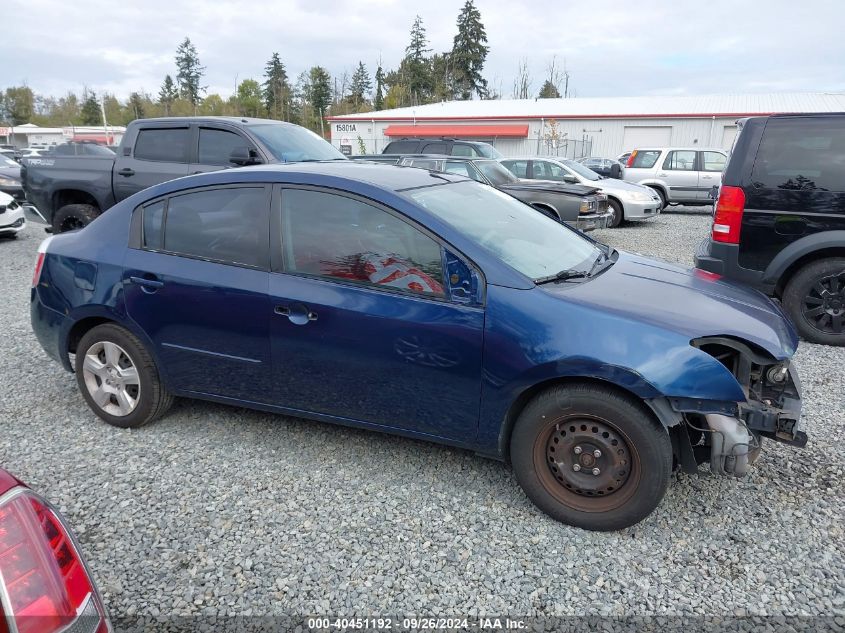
[229,146,263,166]
[563,174,579,184]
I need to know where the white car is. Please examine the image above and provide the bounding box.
[500,156,663,228]
[0,191,26,238]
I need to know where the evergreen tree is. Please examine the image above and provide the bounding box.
[373,64,385,111]
[262,52,290,120]
[349,62,372,109]
[451,0,489,99]
[128,92,145,120]
[80,91,101,126]
[237,79,263,117]
[158,75,178,115]
[174,37,206,108]
[308,66,332,134]
[538,80,561,99]
[404,15,433,105]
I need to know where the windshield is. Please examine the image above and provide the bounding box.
[407,181,600,280]
[563,159,601,181]
[474,160,519,186]
[476,144,502,159]
[248,123,346,162]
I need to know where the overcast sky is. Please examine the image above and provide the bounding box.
[4,0,844,101]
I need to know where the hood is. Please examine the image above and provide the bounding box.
[501,179,598,196]
[595,178,657,196]
[542,251,798,359]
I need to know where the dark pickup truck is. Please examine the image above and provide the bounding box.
[22,116,346,232]
[355,154,611,232]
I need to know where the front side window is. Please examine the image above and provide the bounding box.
[701,151,726,172]
[444,160,473,178]
[532,160,566,180]
[502,160,528,178]
[629,150,661,169]
[751,117,845,192]
[150,187,268,268]
[663,150,697,171]
[134,128,190,163]
[198,128,252,165]
[562,159,601,181]
[409,181,601,280]
[474,160,519,186]
[281,189,444,297]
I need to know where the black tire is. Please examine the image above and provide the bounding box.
[52,203,100,233]
[607,199,624,228]
[782,257,845,346]
[510,383,672,531]
[74,323,174,428]
[648,187,667,210]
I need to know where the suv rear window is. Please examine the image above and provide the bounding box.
[630,150,661,168]
[752,117,845,192]
[384,141,419,154]
[134,128,190,163]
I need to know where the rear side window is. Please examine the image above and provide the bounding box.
[752,117,845,192]
[384,140,419,154]
[663,150,696,171]
[450,144,478,157]
[630,150,661,168]
[281,188,444,297]
[422,142,448,154]
[701,151,726,172]
[146,187,269,268]
[198,128,251,165]
[134,128,190,163]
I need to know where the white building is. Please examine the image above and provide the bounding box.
[0,123,126,148]
[326,92,845,158]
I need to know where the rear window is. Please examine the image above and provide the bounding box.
[134,128,190,163]
[752,117,845,192]
[383,140,419,154]
[629,150,661,168]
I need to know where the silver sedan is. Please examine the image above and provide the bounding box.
[500,156,663,228]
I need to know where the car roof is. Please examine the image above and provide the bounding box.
[632,147,725,152]
[129,116,296,126]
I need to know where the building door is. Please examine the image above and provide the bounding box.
[622,126,672,152]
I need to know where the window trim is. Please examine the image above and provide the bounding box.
[131,183,273,271]
[270,183,486,307]
[132,126,192,164]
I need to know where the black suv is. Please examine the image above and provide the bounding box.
[382,138,501,159]
[695,113,845,346]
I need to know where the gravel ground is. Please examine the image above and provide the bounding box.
[0,209,843,625]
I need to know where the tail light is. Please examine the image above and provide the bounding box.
[626,151,637,168]
[0,488,110,633]
[711,185,746,244]
[31,237,52,288]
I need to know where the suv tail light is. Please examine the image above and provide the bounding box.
[626,151,637,167]
[0,488,110,633]
[32,237,53,288]
[711,185,746,244]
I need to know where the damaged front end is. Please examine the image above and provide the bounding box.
[659,337,806,477]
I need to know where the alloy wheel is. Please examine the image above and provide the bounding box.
[81,341,141,417]
[801,270,845,334]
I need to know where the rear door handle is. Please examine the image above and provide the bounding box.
[275,303,318,325]
[117,168,135,177]
[129,276,164,292]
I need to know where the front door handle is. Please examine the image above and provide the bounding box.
[118,168,135,177]
[275,303,318,325]
[701,175,713,179]
[129,276,164,293]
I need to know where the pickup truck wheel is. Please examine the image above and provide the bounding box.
[52,203,100,233]
[75,323,174,428]
[510,384,672,531]
[607,199,624,228]
[783,257,845,346]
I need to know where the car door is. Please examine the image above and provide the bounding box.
[189,126,260,175]
[659,149,699,202]
[113,125,191,202]
[698,150,727,199]
[122,184,273,402]
[268,186,485,442]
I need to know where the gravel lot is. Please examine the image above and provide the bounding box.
[1,209,843,625]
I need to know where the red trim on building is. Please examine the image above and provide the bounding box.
[383,124,529,137]
[328,112,776,123]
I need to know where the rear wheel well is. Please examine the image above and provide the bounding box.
[67,317,114,355]
[498,376,659,461]
[774,247,845,298]
[53,190,99,212]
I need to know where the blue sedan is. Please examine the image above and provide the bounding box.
[30,162,806,531]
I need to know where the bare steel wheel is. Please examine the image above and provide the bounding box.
[539,417,640,513]
[81,341,140,417]
[75,323,174,428]
[510,383,671,531]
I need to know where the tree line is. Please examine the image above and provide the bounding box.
[0,1,574,135]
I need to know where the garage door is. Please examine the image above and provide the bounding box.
[721,125,738,150]
[622,126,672,151]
